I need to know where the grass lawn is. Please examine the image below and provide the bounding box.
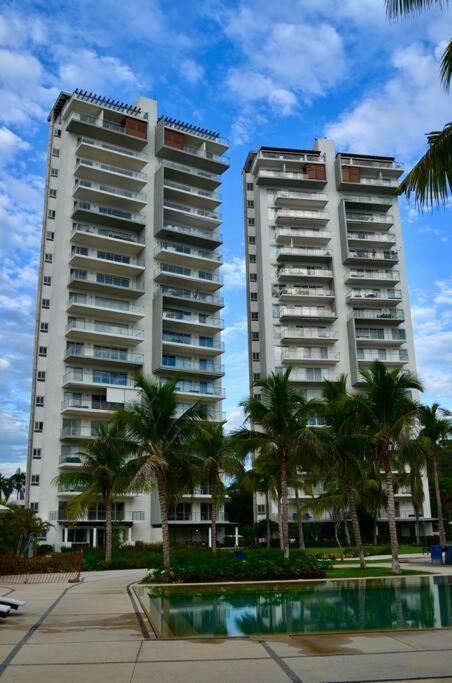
[304,544,425,557]
[326,567,428,579]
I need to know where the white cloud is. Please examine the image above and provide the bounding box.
[0,127,29,161]
[181,58,204,85]
[325,42,450,161]
[222,257,246,289]
[59,49,139,91]
[222,318,248,340]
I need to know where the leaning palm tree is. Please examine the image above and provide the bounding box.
[53,424,142,561]
[113,373,201,572]
[385,0,452,208]
[353,361,423,574]
[239,456,279,548]
[234,368,318,559]
[190,421,242,554]
[418,403,452,545]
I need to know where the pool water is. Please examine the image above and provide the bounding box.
[136,575,452,639]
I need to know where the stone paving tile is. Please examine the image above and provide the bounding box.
[285,650,452,682]
[132,658,285,682]
[28,613,143,644]
[2,663,136,683]
[11,640,142,665]
[52,598,133,615]
[266,633,416,657]
[388,629,452,651]
[138,638,269,662]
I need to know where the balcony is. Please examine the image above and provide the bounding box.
[156,221,222,248]
[289,369,337,383]
[156,123,229,174]
[76,136,147,171]
[73,179,146,211]
[340,155,403,176]
[280,306,337,322]
[162,332,224,356]
[357,349,409,365]
[345,249,399,265]
[70,246,145,277]
[64,344,144,366]
[275,208,330,226]
[72,201,145,231]
[256,168,326,188]
[160,286,223,311]
[354,329,407,346]
[337,162,399,193]
[349,308,405,323]
[154,263,222,292]
[162,309,223,333]
[61,397,122,417]
[274,228,331,245]
[162,160,221,191]
[346,212,394,229]
[75,158,147,190]
[69,270,144,299]
[280,327,338,344]
[274,191,328,208]
[346,289,402,306]
[66,112,147,149]
[60,425,99,441]
[343,194,394,211]
[66,319,144,345]
[155,241,222,270]
[59,452,82,466]
[168,511,229,523]
[347,232,396,248]
[159,358,224,377]
[276,247,332,262]
[278,287,335,304]
[164,200,221,229]
[163,178,221,209]
[162,379,224,402]
[281,349,340,364]
[67,294,144,321]
[345,269,400,286]
[63,370,135,390]
[277,267,333,282]
[71,223,144,256]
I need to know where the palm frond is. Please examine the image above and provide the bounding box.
[398,122,452,208]
[440,40,452,92]
[385,0,450,19]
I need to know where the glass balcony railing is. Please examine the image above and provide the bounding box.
[66,319,144,338]
[341,157,402,170]
[168,511,229,522]
[160,286,223,306]
[73,201,145,224]
[60,426,99,438]
[156,263,222,284]
[163,160,220,182]
[289,369,337,382]
[68,294,144,314]
[275,228,331,240]
[279,287,334,298]
[347,232,396,242]
[347,270,400,281]
[71,247,144,268]
[280,327,338,340]
[69,270,143,292]
[157,242,222,262]
[355,330,406,342]
[162,310,223,326]
[277,247,332,258]
[76,158,147,181]
[162,222,221,242]
[65,345,143,364]
[276,209,330,221]
[164,200,221,221]
[62,398,121,411]
[69,112,147,141]
[277,267,333,278]
[280,306,336,318]
[346,290,402,301]
[72,222,144,244]
[162,333,224,350]
[350,309,405,321]
[346,212,394,224]
[75,179,146,202]
[164,179,220,200]
[357,349,409,362]
[63,370,135,388]
[282,350,340,362]
[275,191,328,202]
[348,250,398,261]
[162,358,224,373]
[77,136,147,160]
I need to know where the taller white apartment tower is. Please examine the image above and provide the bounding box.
[242,138,433,539]
[26,90,230,549]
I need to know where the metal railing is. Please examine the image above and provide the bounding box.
[68,293,144,314]
[347,270,400,281]
[278,247,332,258]
[278,267,333,278]
[282,350,340,361]
[72,222,144,244]
[75,179,146,201]
[65,346,144,363]
[348,250,398,261]
[73,201,145,223]
[164,178,219,200]
[162,160,219,182]
[280,327,338,340]
[164,200,220,220]
[76,158,147,181]
[346,289,402,301]
[279,287,334,298]
[66,319,144,338]
[349,309,405,321]
[276,209,330,220]
[77,136,147,160]
[347,232,396,242]
[162,222,221,242]
[162,310,223,326]
[280,306,336,318]
[160,286,223,306]
[275,228,331,240]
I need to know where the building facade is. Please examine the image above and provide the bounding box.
[25,90,229,549]
[242,138,433,539]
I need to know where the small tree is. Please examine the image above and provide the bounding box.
[0,505,52,555]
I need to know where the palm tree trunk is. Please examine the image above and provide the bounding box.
[373,517,378,545]
[415,506,420,546]
[344,512,351,546]
[265,490,271,549]
[157,473,171,573]
[432,450,447,546]
[294,487,305,550]
[346,481,366,569]
[105,495,112,562]
[384,456,400,574]
[277,496,283,550]
[211,501,217,555]
[280,448,289,559]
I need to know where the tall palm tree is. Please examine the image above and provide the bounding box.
[53,424,142,561]
[353,361,423,574]
[114,373,201,572]
[385,0,452,208]
[398,450,426,545]
[418,403,452,545]
[238,455,279,548]
[10,469,26,500]
[190,421,242,554]
[234,368,318,559]
[0,474,14,503]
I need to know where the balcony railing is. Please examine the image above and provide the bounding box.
[275,228,331,241]
[160,286,223,307]
[70,270,143,292]
[346,213,394,224]
[162,310,223,326]
[347,232,396,243]
[162,358,224,373]
[164,179,220,200]
[355,330,406,342]
[348,250,398,261]
[68,112,146,141]
[357,350,409,362]
[355,177,399,188]
[62,398,121,411]
[277,267,333,278]
[71,247,144,268]
[157,242,222,262]
[163,160,219,182]
[76,158,147,181]
[162,333,224,350]
[279,287,334,298]
[164,200,220,221]
[173,381,225,397]
[346,290,402,301]
[260,150,322,162]
[65,345,144,363]
[75,179,146,202]
[66,319,144,338]
[63,370,135,388]
[259,170,309,181]
[280,306,336,318]
[60,426,99,438]
[350,309,405,321]
[181,143,229,164]
[289,369,337,382]
[162,222,221,243]
[280,327,338,340]
[341,157,402,170]
[277,247,332,258]
[275,191,328,202]
[348,270,400,282]
[73,201,145,224]
[276,209,330,221]
[68,294,144,314]
[168,512,229,522]
[156,263,222,284]
[282,350,340,362]
[344,194,393,204]
[72,222,144,245]
[77,136,148,160]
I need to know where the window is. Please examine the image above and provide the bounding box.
[248,218,255,226]
[252,352,260,361]
[37,371,46,382]
[49,188,57,198]
[257,504,266,515]
[50,168,58,177]
[38,346,47,357]
[132,511,145,521]
[247,200,254,208]
[35,396,44,407]
[251,312,258,320]
[30,502,39,511]
[46,231,54,241]
[254,393,261,401]
[253,373,260,381]
[246,183,254,191]
[32,448,42,459]
[251,331,259,341]
[249,273,257,282]
[42,298,50,309]
[249,255,256,263]
[34,422,43,433]
[52,148,60,157]
[40,322,48,333]
[248,235,255,244]
[250,292,257,301]
[44,253,53,263]
[47,210,56,219]
[54,128,61,137]
[43,275,52,286]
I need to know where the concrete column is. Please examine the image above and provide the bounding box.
[92,526,97,548]
[235,526,239,547]
[128,527,132,544]
[63,527,68,543]
[208,526,212,548]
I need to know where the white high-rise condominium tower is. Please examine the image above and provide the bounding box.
[242,138,433,540]
[25,90,230,549]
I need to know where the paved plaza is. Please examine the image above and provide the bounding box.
[1,565,451,683]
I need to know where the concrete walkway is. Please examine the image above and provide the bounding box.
[0,569,451,683]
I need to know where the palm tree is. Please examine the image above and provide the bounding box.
[234,368,318,559]
[10,469,26,501]
[113,373,201,572]
[385,0,452,208]
[53,424,142,561]
[0,474,14,503]
[418,403,452,545]
[353,361,423,574]
[235,457,278,548]
[398,450,426,545]
[190,421,242,554]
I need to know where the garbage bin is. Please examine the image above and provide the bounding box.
[430,545,443,565]
[444,546,452,565]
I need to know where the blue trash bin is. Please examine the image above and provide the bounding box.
[444,546,452,565]
[235,550,245,560]
[430,544,443,565]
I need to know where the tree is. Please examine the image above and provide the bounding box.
[53,424,142,561]
[191,421,242,554]
[398,449,426,545]
[0,474,14,503]
[234,457,278,548]
[10,469,26,500]
[418,403,452,545]
[114,373,201,573]
[234,368,318,559]
[0,505,52,555]
[353,361,423,574]
[385,0,452,208]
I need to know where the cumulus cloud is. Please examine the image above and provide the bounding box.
[0,127,29,161]
[222,257,246,289]
[59,49,139,91]
[181,58,204,85]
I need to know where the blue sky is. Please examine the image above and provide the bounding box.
[0,0,451,475]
